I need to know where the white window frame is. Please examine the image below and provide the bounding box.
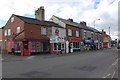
[91,32,94,38]
[8,29,11,36]
[16,27,20,33]
[83,30,87,38]
[4,30,7,36]
[76,30,79,37]
[11,17,14,22]
[41,27,47,35]
[68,29,72,36]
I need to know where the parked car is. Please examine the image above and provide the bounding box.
[117,43,120,49]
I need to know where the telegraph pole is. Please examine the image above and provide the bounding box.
[109,27,111,47]
[109,27,110,36]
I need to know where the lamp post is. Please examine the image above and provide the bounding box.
[108,27,111,48]
[93,18,100,50]
[94,18,100,29]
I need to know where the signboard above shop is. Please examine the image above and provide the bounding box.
[83,38,94,44]
[70,37,80,42]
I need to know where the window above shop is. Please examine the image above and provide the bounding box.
[91,32,94,38]
[11,17,14,22]
[16,27,21,33]
[84,31,86,38]
[76,30,79,37]
[8,29,11,36]
[4,30,7,36]
[68,29,72,36]
[41,27,47,35]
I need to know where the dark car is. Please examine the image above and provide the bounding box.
[117,43,120,49]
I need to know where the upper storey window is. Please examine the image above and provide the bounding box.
[11,17,14,22]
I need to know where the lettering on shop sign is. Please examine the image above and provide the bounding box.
[70,37,80,42]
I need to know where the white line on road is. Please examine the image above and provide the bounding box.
[111,71,116,78]
[102,73,111,78]
[102,58,117,78]
[26,56,35,60]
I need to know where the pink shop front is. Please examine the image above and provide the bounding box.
[7,39,50,56]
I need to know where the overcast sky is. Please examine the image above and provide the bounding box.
[0,0,119,40]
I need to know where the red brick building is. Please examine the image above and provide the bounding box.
[50,16,81,53]
[102,30,110,48]
[2,7,63,56]
[0,28,3,53]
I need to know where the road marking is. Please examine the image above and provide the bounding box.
[26,56,35,60]
[111,71,116,78]
[102,58,118,78]
[102,73,111,78]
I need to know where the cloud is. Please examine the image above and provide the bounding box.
[0,0,119,40]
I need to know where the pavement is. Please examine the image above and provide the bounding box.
[1,47,119,78]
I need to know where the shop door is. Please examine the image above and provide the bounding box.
[23,41,29,55]
[61,43,65,53]
[43,42,50,52]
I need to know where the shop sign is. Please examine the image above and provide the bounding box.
[70,37,80,42]
[84,39,94,44]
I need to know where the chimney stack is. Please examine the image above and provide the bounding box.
[80,21,87,27]
[68,18,73,22]
[35,6,45,21]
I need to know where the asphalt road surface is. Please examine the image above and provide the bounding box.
[2,47,118,78]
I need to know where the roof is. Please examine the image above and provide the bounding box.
[53,15,102,33]
[53,15,93,30]
[13,14,63,28]
[87,27,100,33]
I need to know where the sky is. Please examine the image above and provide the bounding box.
[0,0,119,40]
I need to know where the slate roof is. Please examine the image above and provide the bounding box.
[53,15,102,33]
[14,14,63,28]
[53,15,92,30]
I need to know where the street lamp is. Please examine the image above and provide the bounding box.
[94,18,100,29]
[93,18,100,50]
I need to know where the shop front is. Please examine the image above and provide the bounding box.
[94,40,99,50]
[103,37,109,48]
[50,27,66,54]
[50,36,65,54]
[83,38,94,50]
[69,37,80,52]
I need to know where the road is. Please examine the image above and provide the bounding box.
[2,47,118,78]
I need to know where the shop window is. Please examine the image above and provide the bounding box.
[54,43,61,50]
[23,41,28,49]
[73,42,80,49]
[15,42,21,51]
[61,44,64,49]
